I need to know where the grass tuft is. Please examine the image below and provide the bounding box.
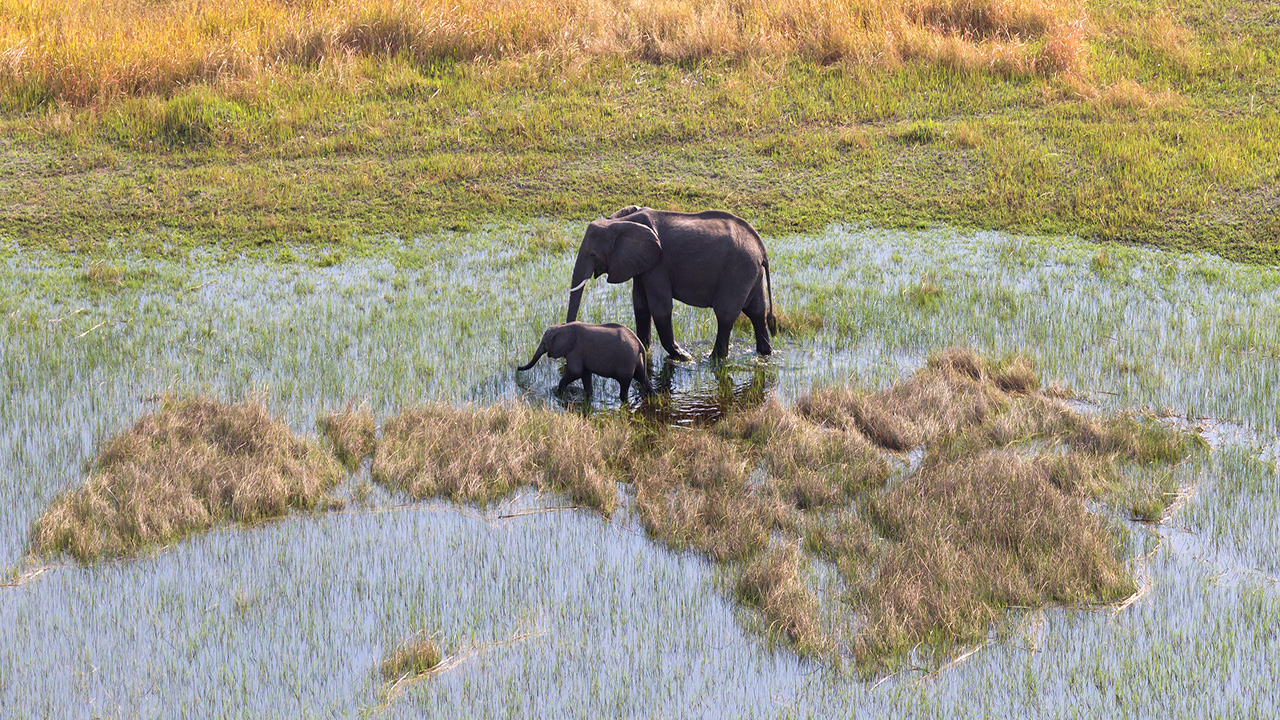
[735,546,823,655]
[31,395,343,561]
[380,632,443,680]
[319,401,377,470]
[632,430,774,561]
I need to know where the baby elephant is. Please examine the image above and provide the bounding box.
[517,322,654,403]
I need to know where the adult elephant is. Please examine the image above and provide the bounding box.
[565,206,777,360]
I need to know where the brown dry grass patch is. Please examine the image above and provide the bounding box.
[320,401,377,470]
[372,403,629,515]
[735,546,823,655]
[720,400,889,510]
[1,0,1097,105]
[31,395,343,562]
[860,450,1135,660]
[33,345,1203,669]
[632,430,776,561]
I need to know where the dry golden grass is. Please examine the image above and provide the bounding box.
[380,631,442,680]
[1,0,1094,105]
[1097,78,1182,110]
[720,400,889,510]
[31,395,343,561]
[735,545,823,655]
[372,403,629,514]
[860,449,1135,660]
[632,430,777,561]
[797,347,1020,450]
[319,401,377,470]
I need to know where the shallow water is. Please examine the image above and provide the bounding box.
[2,225,1279,717]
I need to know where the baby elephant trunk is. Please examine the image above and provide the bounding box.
[516,342,546,372]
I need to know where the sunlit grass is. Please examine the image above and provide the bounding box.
[1,0,1094,107]
[31,395,343,561]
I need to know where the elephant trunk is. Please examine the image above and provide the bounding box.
[565,252,593,323]
[516,342,546,372]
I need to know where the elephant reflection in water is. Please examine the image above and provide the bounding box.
[640,360,777,427]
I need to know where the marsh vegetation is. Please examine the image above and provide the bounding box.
[4,225,1277,716]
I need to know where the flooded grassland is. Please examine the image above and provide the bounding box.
[2,225,1279,717]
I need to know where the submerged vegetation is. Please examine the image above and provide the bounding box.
[32,347,1203,669]
[31,396,343,561]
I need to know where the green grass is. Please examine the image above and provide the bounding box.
[1,0,1277,263]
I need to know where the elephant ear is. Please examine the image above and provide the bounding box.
[545,324,576,358]
[606,221,661,284]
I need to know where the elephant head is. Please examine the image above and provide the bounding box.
[565,219,661,323]
[515,323,578,370]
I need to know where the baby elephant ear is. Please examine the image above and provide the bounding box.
[606,221,661,284]
[544,324,576,357]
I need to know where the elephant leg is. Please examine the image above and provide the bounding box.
[581,372,594,396]
[644,275,691,361]
[619,377,632,404]
[712,312,736,359]
[632,281,652,350]
[557,371,581,394]
[653,314,692,362]
[635,364,655,396]
[744,292,772,356]
[748,313,773,355]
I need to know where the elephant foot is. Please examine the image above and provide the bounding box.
[666,346,694,362]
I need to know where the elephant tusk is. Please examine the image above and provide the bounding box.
[569,278,589,293]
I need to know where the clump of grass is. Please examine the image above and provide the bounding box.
[78,262,153,290]
[79,262,123,286]
[319,401,376,470]
[735,546,823,655]
[1098,79,1181,110]
[372,403,629,514]
[797,347,1020,452]
[632,430,775,561]
[31,395,343,561]
[721,401,889,510]
[904,274,945,308]
[895,122,944,145]
[1069,413,1206,465]
[734,304,823,337]
[380,632,442,681]
[773,305,826,337]
[860,450,1135,661]
[372,405,528,505]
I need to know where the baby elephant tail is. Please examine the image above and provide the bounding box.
[516,342,546,372]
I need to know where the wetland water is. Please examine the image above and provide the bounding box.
[2,225,1279,717]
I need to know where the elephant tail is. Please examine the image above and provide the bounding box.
[764,260,777,336]
[516,343,546,372]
